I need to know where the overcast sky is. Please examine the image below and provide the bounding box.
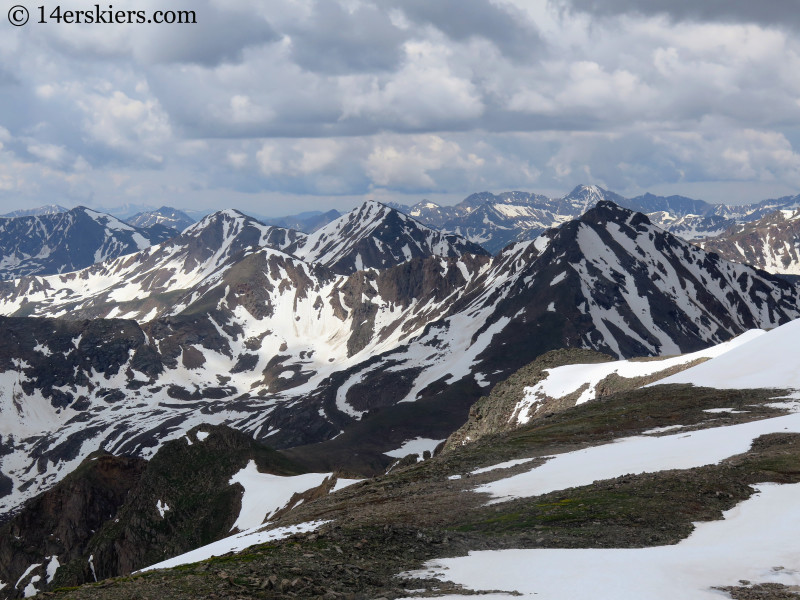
[1,0,800,216]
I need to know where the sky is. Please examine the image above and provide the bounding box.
[1,0,800,217]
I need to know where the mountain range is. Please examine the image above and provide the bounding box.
[2,188,800,598]
[392,184,800,254]
[0,207,179,281]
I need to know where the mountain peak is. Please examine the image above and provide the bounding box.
[126,206,195,232]
[580,200,652,229]
[287,199,488,274]
[0,204,69,218]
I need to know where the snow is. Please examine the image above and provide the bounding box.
[477,410,800,504]
[88,554,97,582]
[15,564,41,589]
[641,424,686,435]
[492,204,535,219]
[471,458,538,475]
[23,576,40,598]
[228,461,334,531]
[512,329,764,424]
[140,521,328,572]
[332,477,362,492]
[656,318,800,392]
[384,437,444,458]
[45,556,60,583]
[195,430,210,442]
[156,499,170,518]
[401,483,800,600]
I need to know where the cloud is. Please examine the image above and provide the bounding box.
[397,0,543,60]
[2,0,800,215]
[554,0,800,30]
[365,134,485,191]
[135,2,281,66]
[287,1,407,74]
[39,0,280,66]
[339,40,485,130]
[78,89,172,163]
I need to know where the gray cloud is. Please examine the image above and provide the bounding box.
[140,5,280,66]
[554,0,800,29]
[396,0,542,60]
[287,2,408,74]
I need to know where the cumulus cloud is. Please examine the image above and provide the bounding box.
[396,0,543,60]
[1,0,800,215]
[365,135,484,190]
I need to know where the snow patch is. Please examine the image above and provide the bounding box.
[513,330,764,424]
[228,461,332,531]
[45,556,60,584]
[656,318,800,392]
[140,521,329,572]
[384,437,444,459]
[477,410,800,504]
[402,483,800,600]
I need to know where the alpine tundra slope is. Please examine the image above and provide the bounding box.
[5,318,800,599]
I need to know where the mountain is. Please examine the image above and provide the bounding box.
[0,205,68,218]
[8,319,800,599]
[0,207,178,281]
[3,201,800,597]
[0,209,308,321]
[125,206,195,233]
[625,192,716,215]
[408,185,698,253]
[263,209,342,233]
[2,201,797,522]
[699,208,800,275]
[286,200,490,274]
[401,186,800,252]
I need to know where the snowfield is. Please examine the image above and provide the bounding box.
[139,521,329,573]
[512,329,765,424]
[384,437,445,459]
[476,411,800,503]
[401,483,800,599]
[655,317,800,392]
[229,461,359,531]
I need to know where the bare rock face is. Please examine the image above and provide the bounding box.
[77,425,303,583]
[0,425,305,597]
[445,348,613,450]
[0,454,146,598]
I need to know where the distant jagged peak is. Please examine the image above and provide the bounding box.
[563,183,624,204]
[411,199,442,210]
[287,199,489,274]
[126,206,195,232]
[177,207,306,256]
[0,203,69,218]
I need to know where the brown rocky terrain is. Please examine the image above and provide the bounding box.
[11,382,800,600]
